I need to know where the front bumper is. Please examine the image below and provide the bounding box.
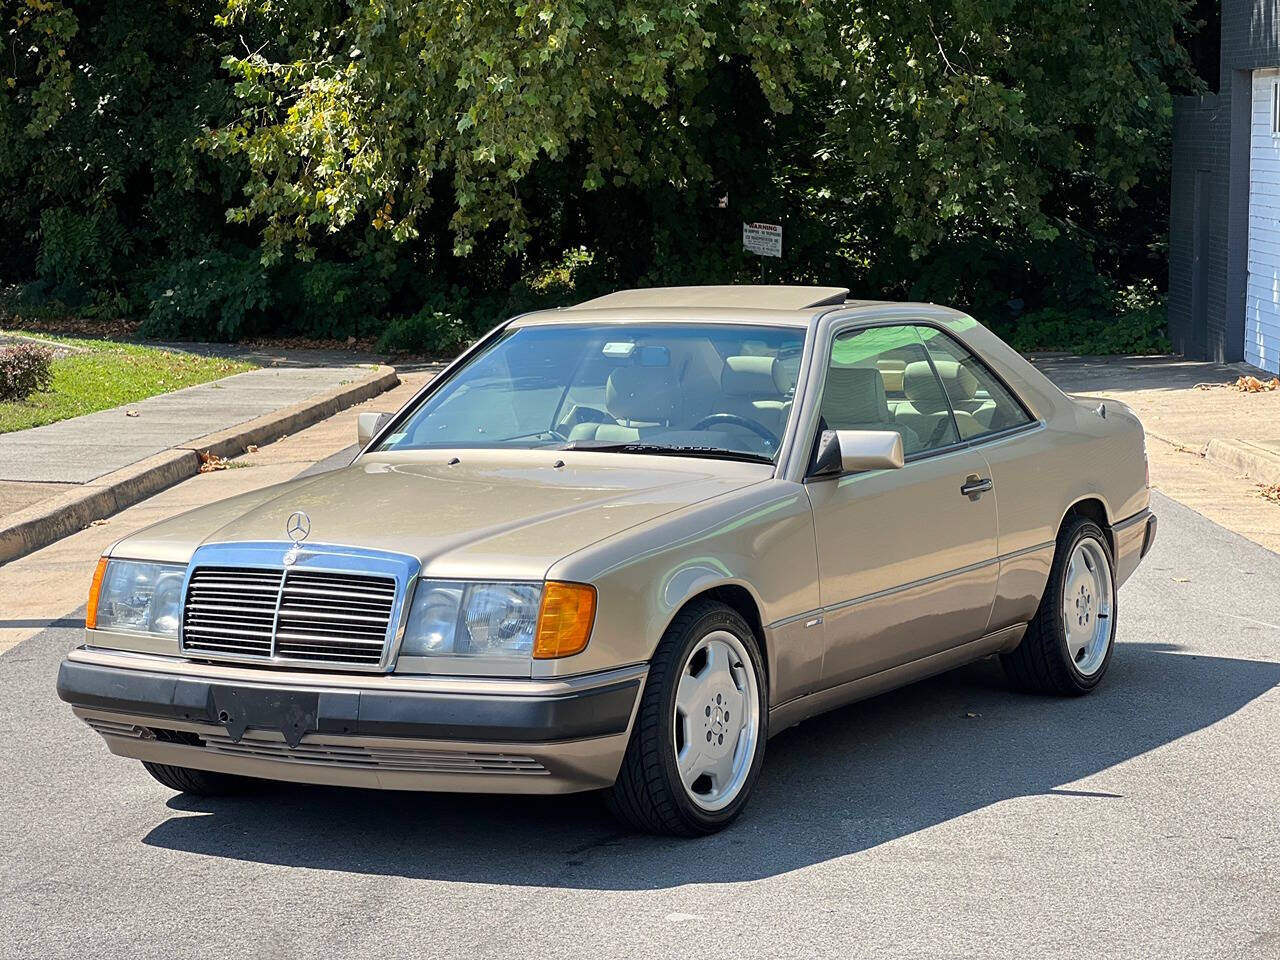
[57,649,646,794]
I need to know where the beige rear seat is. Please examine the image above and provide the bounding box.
[895,361,986,444]
[875,359,906,394]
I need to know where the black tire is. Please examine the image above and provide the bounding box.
[142,761,260,795]
[606,600,768,836]
[1001,516,1117,696]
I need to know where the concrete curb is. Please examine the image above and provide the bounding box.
[1201,437,1280,487]
[0,365,398,565]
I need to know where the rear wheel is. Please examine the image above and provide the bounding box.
[1001,516,1117,695]
[607,600,767,836]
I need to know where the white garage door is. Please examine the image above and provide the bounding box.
[1247,69,1280,373]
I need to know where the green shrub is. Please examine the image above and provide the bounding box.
[1004,285,1171,355]
[277,258,391,341]
[376,249,611,355]
[140,250,273,341]
[377,305,471,356]
[34,208,133,309]
[0,342,55,401]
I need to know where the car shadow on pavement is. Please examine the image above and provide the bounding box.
[142,642,1280,889]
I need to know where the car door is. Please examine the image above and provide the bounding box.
[803,323,1000,688]
[913,325,1045,632]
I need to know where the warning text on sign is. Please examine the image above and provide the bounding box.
[742,222,782,258]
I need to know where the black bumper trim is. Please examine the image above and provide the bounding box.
[57,660,641,744]
[1141,513,1158,558]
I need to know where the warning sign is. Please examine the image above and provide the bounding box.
[742,222,782,258]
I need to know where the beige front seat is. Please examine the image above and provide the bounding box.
[820,366,920,451]
[567,366,683,442]
[719,356,790,437]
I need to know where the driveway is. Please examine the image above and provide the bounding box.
[1031,354,1280,554]
[1,488,1276,959]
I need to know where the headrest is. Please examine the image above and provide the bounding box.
[904,360,976,411]
[606,366,682,423]
[933,360,978,400]
[721,356,784,398]
[775,354,800,394]
[822,366,890,425]
[875,359,906,393]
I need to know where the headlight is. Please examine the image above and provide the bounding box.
[87,558,186,639]
[401,581,542,659]
[400,579,596,664]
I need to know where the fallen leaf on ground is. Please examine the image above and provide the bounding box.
[1260,482,1280,503]
[963,712,981,719]
[246,444,259,453]
[1228,375,1280,392]
[198,450,231,472]
[1172,577,1190,583]
[125,410,139,417]
[88,519,109,527]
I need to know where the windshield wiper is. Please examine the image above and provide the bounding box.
[558,441,774,465]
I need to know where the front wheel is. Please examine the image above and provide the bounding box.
[142,761,260,795]
[607,600,768,836]
[1001,516,1117,695]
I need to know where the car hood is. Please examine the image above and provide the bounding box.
[113,450,771,579]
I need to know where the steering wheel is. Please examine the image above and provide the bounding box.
[689,413,779,446]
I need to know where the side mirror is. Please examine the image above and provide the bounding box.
[358,411,393,447]
[811,429,905,477]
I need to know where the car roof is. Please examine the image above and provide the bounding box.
[567,285,852,311]
[511,285,898,328]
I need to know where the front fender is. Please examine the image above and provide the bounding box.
[540,480,821,701]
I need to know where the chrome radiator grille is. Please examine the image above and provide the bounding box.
[181,565,397,668]
[275,570,397,664]
[182,566,283,658]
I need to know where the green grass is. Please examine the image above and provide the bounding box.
[0,332,256,433]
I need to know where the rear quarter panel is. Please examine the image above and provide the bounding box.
[950,321,1149,627]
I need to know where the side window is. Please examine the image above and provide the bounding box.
[917,328,1033,440]
[822,325,958,456]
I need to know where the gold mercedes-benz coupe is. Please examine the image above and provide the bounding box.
[57,286,1156,835]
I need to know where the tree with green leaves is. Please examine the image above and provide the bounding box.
[2,0,1200,351]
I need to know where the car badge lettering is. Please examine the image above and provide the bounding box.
[283,510,310,565]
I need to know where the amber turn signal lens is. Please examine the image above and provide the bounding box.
[533,582,597,659]
[85,556,109,630]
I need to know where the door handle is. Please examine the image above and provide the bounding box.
[961,475,993,499]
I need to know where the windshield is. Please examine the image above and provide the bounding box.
[376,322,808,462]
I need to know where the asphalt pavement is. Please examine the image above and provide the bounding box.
[0,489,1276,959]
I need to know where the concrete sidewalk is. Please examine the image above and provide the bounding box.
[0,365,376,484]
[1035,354,1280,553]
[0,362,402,563]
